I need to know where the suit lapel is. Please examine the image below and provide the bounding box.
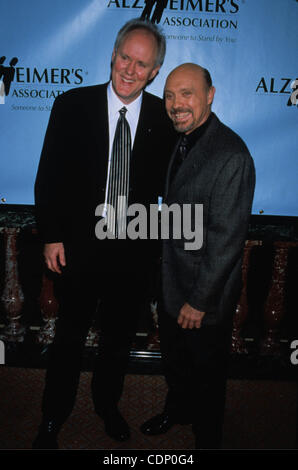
[132,92,154,157]
[84,84,109,189]
[164,138,180,199]
[130,92,155,183]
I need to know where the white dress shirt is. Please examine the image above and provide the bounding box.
[102,82,142,217]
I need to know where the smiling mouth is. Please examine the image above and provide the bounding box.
[120,76,134,85]
[172,111,192,123]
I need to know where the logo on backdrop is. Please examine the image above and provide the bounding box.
[255,77,298,107]
[107,0,241,31]
[140,0,167,24]
[0,56,18,103]
[0,55,86,107]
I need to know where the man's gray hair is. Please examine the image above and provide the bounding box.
[113,18,166,67]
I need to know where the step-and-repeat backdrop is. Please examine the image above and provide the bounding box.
[0,0,297,215]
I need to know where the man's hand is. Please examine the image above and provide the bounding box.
[177,303,206,329]
[44,242,66,274]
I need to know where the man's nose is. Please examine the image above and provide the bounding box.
[172,96,183,109]
[125,60,136,75]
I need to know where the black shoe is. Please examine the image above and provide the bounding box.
[100,408,130,442]
[32,420,62,449]
[140,412,175,436]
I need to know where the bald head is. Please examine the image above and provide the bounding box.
[164,63,215,134]
[166,63,212,90]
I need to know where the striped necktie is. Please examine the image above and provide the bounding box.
[106,106,131,238]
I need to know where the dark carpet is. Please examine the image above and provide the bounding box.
[0,366,297,451]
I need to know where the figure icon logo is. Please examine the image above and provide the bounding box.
[140,0,167,24]
[0,56,19,103]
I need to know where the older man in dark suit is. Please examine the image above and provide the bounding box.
[141,63,255,449]
[33,18,176,449]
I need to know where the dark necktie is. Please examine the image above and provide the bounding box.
[106,107,131,238]
[170,135,189,183]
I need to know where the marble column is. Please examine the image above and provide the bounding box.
[231,240,262,354]
[0,227,25,342]
[36,271,59,345]
[261,241,297,355]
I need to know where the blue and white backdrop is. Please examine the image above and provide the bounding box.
[0,0,297,215]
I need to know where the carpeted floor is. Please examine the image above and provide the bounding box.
[0,366,297,450]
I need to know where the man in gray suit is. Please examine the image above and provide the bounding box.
[141,63,255,449]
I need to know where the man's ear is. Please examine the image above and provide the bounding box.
[207,86,216,105]
[149,65,161,82]
[111,48,116,64]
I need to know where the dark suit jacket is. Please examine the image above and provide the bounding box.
[161,113,255,326]
[34,83,176,265]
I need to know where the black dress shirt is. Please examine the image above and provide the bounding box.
[170,113,213,184]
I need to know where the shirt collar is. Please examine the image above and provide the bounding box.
[107,81,142,118]
[183,113,213,150]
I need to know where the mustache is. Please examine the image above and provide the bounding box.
[170,108,192,115]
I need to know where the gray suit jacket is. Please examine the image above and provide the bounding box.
[161,113,255,326]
